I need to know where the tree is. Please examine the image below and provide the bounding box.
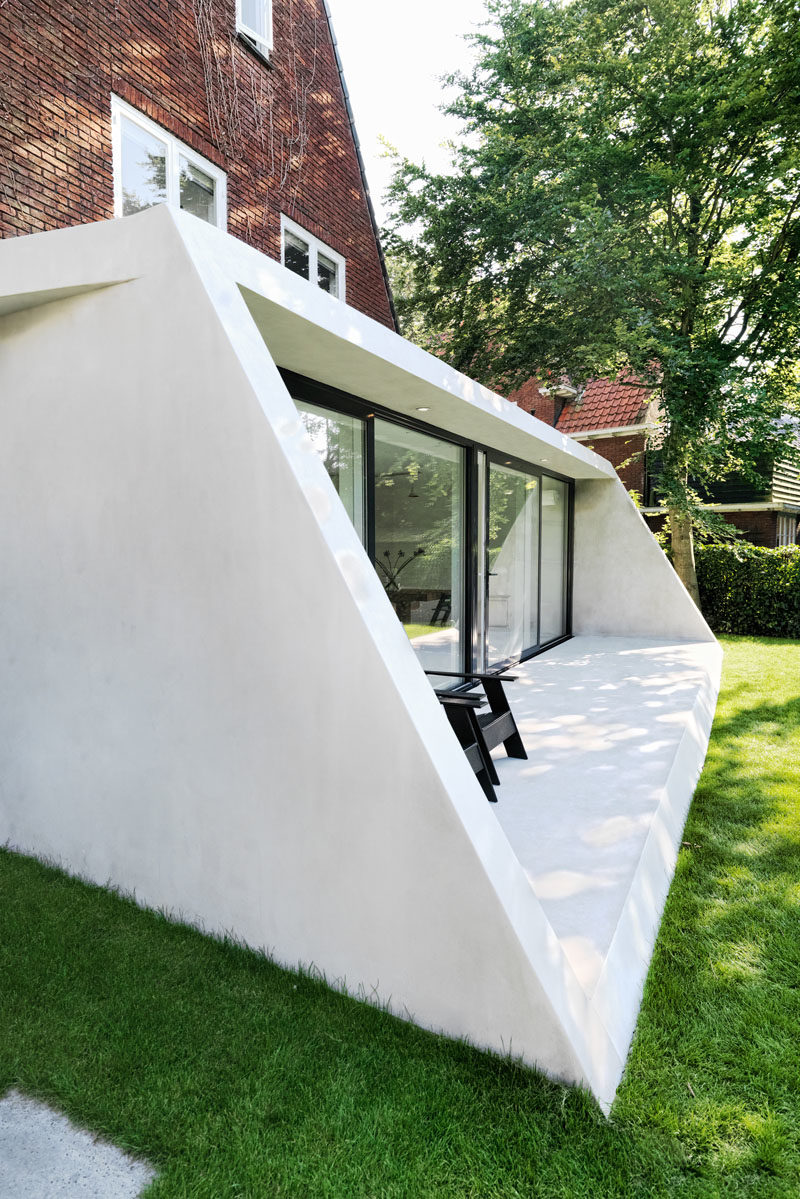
[385,0,800,602]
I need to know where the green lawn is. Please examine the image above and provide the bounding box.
[1,636,798,1197]
[404,622,445,640]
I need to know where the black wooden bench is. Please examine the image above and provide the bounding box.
[428,669,528,789]
[433,690,498,802]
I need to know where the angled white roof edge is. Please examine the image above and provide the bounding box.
[169,208,616,483]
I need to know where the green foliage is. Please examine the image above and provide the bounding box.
[696,544,800,635]
[385,0,800,522]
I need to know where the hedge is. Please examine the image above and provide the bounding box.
[695,543,800,637]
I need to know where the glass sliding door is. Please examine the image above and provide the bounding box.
[487,461,540,665]
[289,373,572,672]
[295,399,366,544]
[539,477,569,643]
[474,451,488,671]
[374,420,465,672]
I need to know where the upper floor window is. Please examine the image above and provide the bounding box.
[237,0,272,57]
[111,96,227,230]
[281,215,346,300]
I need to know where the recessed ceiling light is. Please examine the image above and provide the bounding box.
[416,406,430,413]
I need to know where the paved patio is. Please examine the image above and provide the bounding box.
[0,1091,155,1198]
[489,635,720,1055]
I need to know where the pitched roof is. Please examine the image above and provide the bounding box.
[556,377,653,433]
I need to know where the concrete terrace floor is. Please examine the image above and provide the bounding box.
[490,636,720,1022]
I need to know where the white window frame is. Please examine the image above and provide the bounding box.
[236,0,273,57]
[111,95,227,230]
[280,214,346,301]
[777,514,797,546]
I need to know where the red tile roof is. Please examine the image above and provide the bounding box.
[556,377,653,433]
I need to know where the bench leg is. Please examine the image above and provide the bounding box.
[443,703,499,802]
[483,679,528,760]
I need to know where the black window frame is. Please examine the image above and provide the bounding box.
[283,369,574,674]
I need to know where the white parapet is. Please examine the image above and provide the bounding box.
[0,207,720,1109]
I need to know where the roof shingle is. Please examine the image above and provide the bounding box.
[556,377,653,433]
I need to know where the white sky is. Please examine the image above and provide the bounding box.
[326,0,492,225]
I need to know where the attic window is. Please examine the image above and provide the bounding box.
[237,0,272,56]
[280,215,346,301]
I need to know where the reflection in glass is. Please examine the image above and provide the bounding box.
[295,400,365,543]
[241,0,268,37]
[317,252,338,295]
[488,462,539,663]
[179,156,216,224]
[540,478,568,643]
[121,117,167,215]
[284,231,310,280]
[374,421,464,671]
[475,451,487,669]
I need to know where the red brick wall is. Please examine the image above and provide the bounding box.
[508,378,559,425]
[573,434,647,495]
[0,0,394,327]
[644,510,787,547]
[720,511,779,547]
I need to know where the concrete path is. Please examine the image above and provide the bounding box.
[0,1092,155,1198]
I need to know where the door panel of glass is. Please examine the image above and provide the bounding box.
[487,462,539,664]
[474,451,487,671]
[295,400,366,544]
[539,478,568,643]
[374,420,465,672]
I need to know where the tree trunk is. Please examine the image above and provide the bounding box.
[669,508,701,607]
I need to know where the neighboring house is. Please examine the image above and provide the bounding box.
[511,378,800,546]
[0,0,396,329]
[0,4,721,1113]
[510,375,656,498]
[645,452,800,548]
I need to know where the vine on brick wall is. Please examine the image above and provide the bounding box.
[190,0,321,215]
[279,0,319,203]
[191,0,242,158]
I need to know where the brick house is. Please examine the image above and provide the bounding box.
[511,376,800,547]
[0,0,396,329]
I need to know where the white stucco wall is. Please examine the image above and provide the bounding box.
[0,208,718,1110]
[572,476,714,640]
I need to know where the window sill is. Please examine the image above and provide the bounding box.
[237,32,274,69]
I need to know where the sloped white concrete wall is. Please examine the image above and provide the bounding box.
[0,209,718,1110]
[572,476,715,641]
[0,211,632,1106]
